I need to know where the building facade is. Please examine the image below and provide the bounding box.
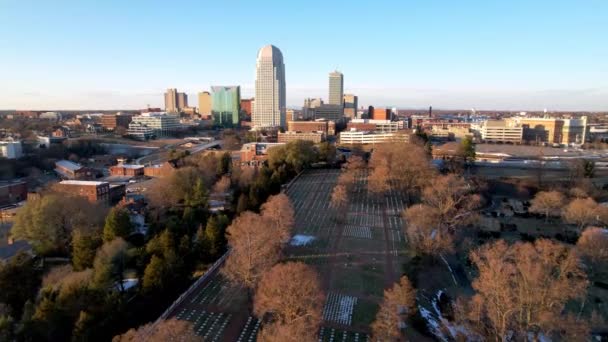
[211,86,241,128]
[481,120,523,143]
[127,112,182,139]
[55,180,111,203]
[278,131,325,143]
[371,107,391,120]
[253,45,286,129]
[109,164,144,177]
[287,120,335,136]
[347,119,404,133]
[303,98,323,119]
[312,104,343,121]
[240,142,285,165]
[165,88,188,113]
[329,71,344,106]
[0,139,22,159]
[101,113,133,131]
[198,91,212,117]
[343,94,358,119]
[0,180,27,206]
[339,130,411,145]
[240,98,253,117]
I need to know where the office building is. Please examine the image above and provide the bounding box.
[164,88,178,113]
[329,71,344,106]
[240,98,253,117]
[343,94,358,119]
[211,86,241,128]
[303,98,323,119]
[253,45,286,129]
[339,130,411,145]
[127,112,182,139]
[177,92,188,110]
[312,104,343,121]
[510,116,587,145]
[288,120,335,135]
[198,92,212,117]
[481,120,523,143]
[278,131,325,143]
[0,139,22,159]
[371,107,391,120]
[165,88,188,113]
[101,113,133,131]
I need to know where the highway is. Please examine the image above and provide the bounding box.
[135,140,223,165]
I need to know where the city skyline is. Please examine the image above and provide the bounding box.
[1,1,607,111]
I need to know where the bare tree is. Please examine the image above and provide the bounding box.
[254,262,325,342]
[403,205,453,256]
[368,144,435,202]
[331,184,348,223]
[260,193,295,244]
[112,319,201,342]
[371,276,417,341]
[402,174,479,256]
[222,212,280,291]
[563,197,600,232]
[458,239,589,341]
[577,227,608,278]
[529,190,565,222]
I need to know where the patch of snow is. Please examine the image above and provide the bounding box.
[290,234,316,246]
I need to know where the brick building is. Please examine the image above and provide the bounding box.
[101,114,133,131]
[109,164,144,177]
[287,120,335,135]
[55,160,94,180]
[144,162,177,178]
[55,180,111,203]
[240,98,253,116]
[0,180,27,206]
[240,143,285,165]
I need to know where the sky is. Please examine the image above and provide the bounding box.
[0,0,607,111]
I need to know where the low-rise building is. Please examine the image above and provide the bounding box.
[311,104,343,121]
[127,112,182,139]
[109,164,144,177]
[0,180,27,206]
[278,131,325,143]
[287,120,335,135]
[55,160,94,180]
[339,129,411,145]
[55,180,111,203]
[144,162,177,178]
[101,113,133,131]
[240,142,285,165]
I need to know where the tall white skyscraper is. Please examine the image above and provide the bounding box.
[329,71,344,106]
[253,45,286,129]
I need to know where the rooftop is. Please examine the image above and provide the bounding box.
[55,160,83,172]
[59,180,108,186]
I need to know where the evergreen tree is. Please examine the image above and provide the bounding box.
[103,207,133,242]
[72,229,102,271]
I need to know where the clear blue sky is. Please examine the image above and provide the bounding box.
[1,0,607,111]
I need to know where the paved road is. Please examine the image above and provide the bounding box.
[135,140,223,165]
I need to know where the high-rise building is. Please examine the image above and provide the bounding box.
[312,104,343,121]
[177,92,188,110]
[329,71,344,106]
[343,94,358,119]
[164,88,178,113]
[198,92,212,117]
[253,45,286,129]
[211,86,241,128]
[165,88,188,113]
